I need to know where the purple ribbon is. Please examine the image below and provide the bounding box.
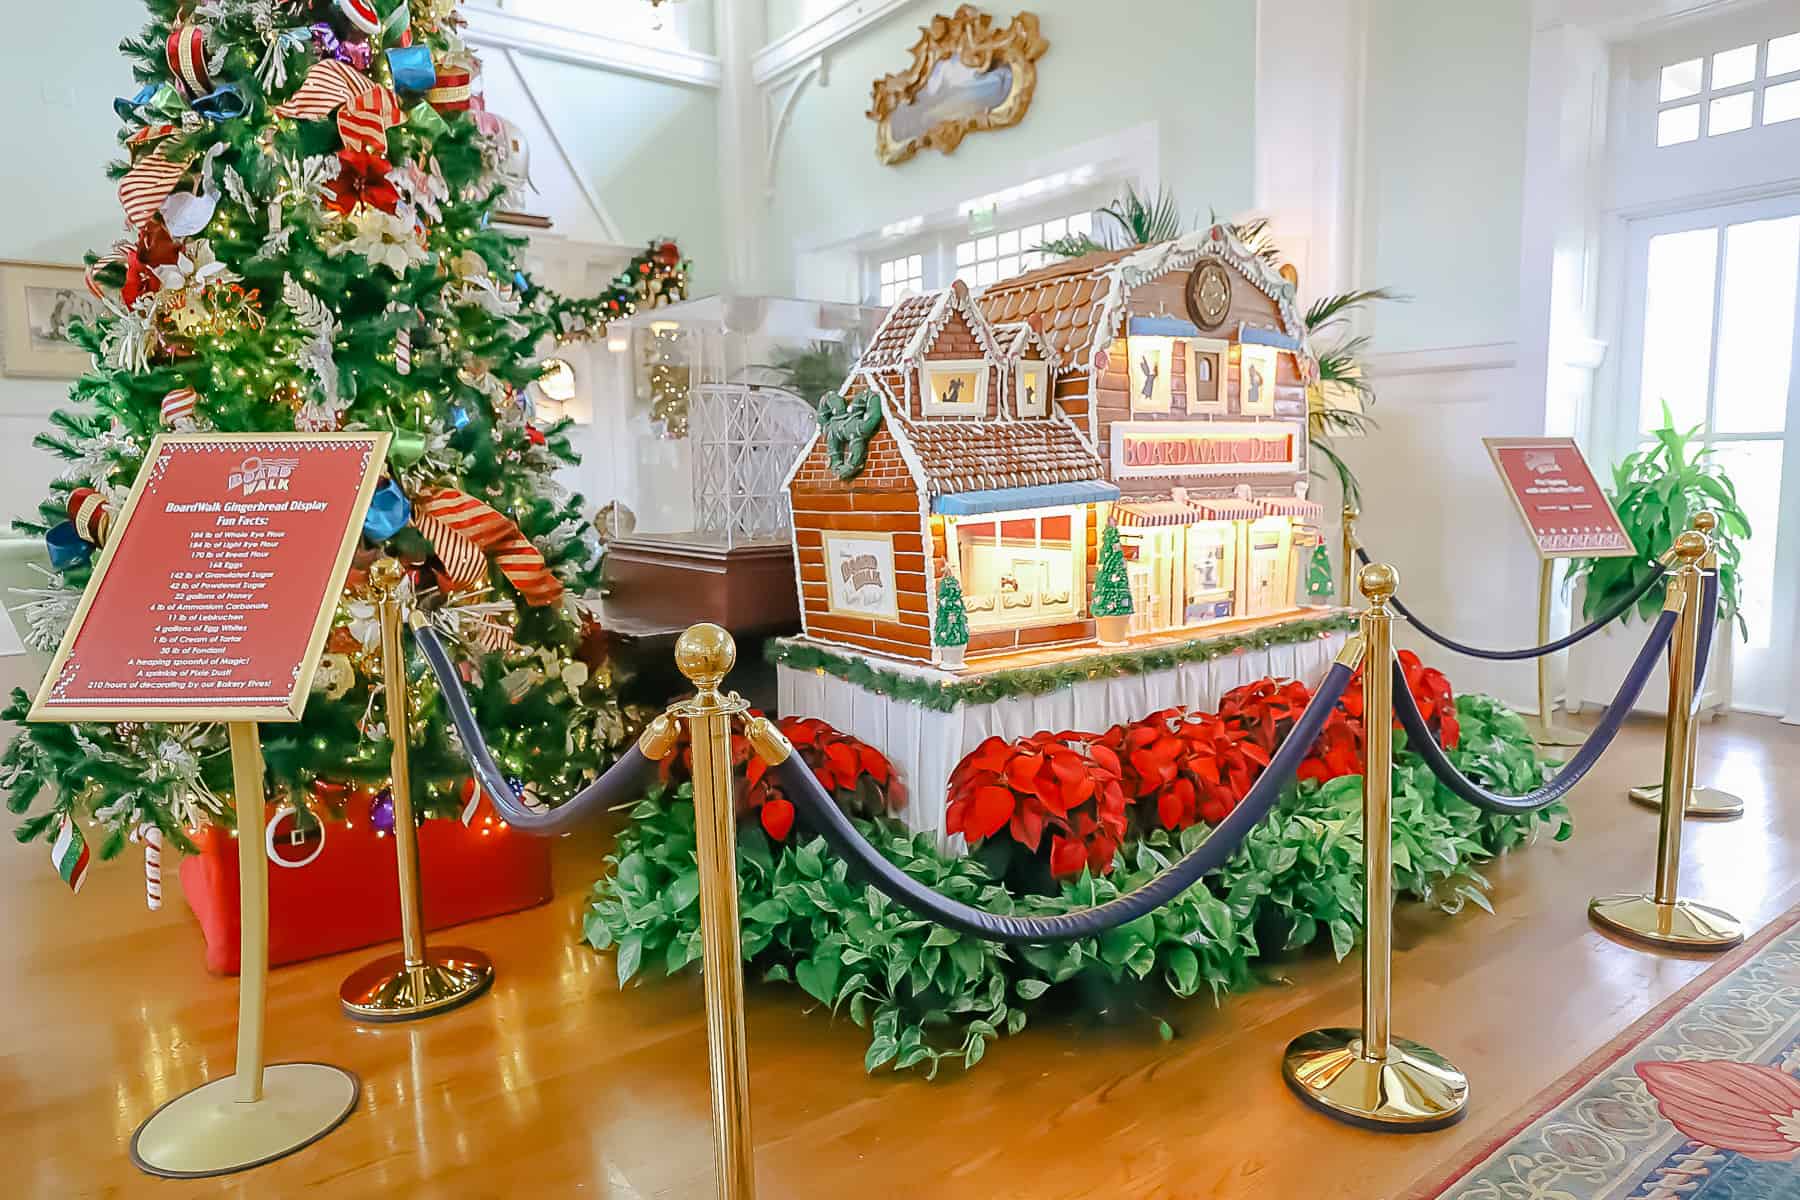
[311,23,372,71]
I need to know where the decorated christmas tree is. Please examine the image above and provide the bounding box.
[933,570,969,646]
[0,0,671,872]
[1306,542,1336,603]
[1091,523,1133,618]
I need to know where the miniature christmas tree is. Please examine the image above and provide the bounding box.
[1091,523,1134,618]
[1,0,665,869]
[934,571,970,646]
[1306,542,1336,603]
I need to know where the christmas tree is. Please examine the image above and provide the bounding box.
[933,571,969,646]
[1090,523,1133,618]
[1306,542,1336,603]
[0,0,663,867]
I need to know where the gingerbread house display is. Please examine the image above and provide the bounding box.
[783,224,1328,670]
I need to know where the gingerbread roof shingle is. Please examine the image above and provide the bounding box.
[894,416,1104,498]
[861,292,939,370]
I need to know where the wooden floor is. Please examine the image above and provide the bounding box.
[5,704,1798,1199]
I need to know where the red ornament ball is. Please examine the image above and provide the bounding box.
[655,240,680,266]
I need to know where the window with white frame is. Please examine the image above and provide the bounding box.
[955,211,1095,288]
[1655,29,1800,146]
[877,253,924,306]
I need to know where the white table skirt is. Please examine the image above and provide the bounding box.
[777,630,1348,852]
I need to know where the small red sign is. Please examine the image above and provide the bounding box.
[32,433,389,723]
[1484,437,1634,559]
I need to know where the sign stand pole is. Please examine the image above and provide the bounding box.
[129,722,359,1177]
[1523,559,1584,748]
[339,558,494,1020]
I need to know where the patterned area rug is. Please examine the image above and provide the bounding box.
[1417,906,1800,1198]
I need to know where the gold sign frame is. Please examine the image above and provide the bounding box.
[868,6,1049,167]
[31,431,390,725]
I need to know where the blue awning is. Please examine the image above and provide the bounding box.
[933,480,1121,516]
[1237,323,1303,351]
[1128,314,1202,338]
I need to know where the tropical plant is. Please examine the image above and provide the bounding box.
[1035,183,1183,257]
[1566,408,1751,634]
[1301,287,1405,507]
[744,340,854,409]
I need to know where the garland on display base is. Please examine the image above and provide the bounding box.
[765,613,1357,712]
[1,0,684,885]
[585,665,1567,1076]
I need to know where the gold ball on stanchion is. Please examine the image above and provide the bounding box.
[675,622,736,690]
[1673,530,1708,564]
[1358,561,1399,603]
[1691,510,1718,536]
[369,555,406,593]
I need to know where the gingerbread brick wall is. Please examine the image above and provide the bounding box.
[789,427,932,662]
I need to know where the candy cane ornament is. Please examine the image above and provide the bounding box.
[136,823,163,910]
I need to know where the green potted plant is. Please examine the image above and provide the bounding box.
[1566,411,1751,714]
[1091,523,1134,645]
[934,570,971,669]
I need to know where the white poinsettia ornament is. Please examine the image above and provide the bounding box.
[335,208,430,276]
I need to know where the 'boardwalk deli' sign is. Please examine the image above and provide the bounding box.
[1109,421,1300,479]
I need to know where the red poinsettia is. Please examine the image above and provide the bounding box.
[1218,678,1314,753]
[325,150,401,216]
[946,731,1127,878]
[1339,649,1460,751]
[658,712,898,842]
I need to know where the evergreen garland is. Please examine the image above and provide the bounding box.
[767,613,1356,711]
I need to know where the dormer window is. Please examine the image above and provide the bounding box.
[1015,360,1049,417]
[922,360,987,416]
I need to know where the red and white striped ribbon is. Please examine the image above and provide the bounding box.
[337,86,403,155]
[165,24,212,97]
[272,59,377,122]
[119,149,192,229]
[414,511,488,590]
[418,488,565,607]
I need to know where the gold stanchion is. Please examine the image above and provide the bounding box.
[130,722,360,1176]
[340,557,494,1021]
[1283,563,1469,1131]
[1340,503,1359,608]
[1627,511,1743,820]
[1590,531,1743,950]
[672,623,758,1200]
[1521,559,1585,748]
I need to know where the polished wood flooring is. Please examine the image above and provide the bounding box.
[5,707,1798,1199]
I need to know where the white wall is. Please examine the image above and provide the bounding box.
[763,0,1259,295]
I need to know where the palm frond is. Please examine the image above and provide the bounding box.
[1304,287,1407,335]
[1099,184,1184,247]
[1035,233,1108,260]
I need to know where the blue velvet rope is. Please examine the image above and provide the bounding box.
[413,623,661,833]
[1392,608,1678,814]
[771,661,1358,944]
[1353,545,1666,661]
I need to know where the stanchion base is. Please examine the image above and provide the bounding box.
[129,1062,358,1179]
[1588,895,1744,950]
[1521,716,1587,748]
[1281,1029,1469,1132]
[1626,783,1745,820]
[339,946,494,1022]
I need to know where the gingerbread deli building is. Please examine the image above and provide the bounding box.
[783,224,1325,668]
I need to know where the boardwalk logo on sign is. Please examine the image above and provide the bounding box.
[822,532,899,621]
[227,456,300,497]
[1111,420,1299,478]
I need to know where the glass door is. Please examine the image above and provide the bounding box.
[1617,195,1800,715]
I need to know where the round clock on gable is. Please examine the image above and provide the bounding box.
[1186,261,1233,330]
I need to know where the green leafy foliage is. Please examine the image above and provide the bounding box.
[583,687,1560,1076]
[1567,408,1751,633]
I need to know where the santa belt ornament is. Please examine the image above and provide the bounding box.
[67,488,113,546]
[166,24,212,97]
[427,67,473,113]
[336,0,383,35]
[338,86,403,155]
[418,488,564,607]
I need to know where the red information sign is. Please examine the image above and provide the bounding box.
[1484,437,1634,560]
[31,432,390,723]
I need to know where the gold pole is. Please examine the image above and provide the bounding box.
[1282,563,1469,1131]
[673,623,757,1200]
[130,722,359,1177]
[1590,531,1742,950]
[340,556,494,1021]
[1627,510,1743,818]
[1523,559,1585,747]
[1340,503,1359,608]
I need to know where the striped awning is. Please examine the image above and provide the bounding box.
[1113,500,1196,528]
[1259,496,1325,519]
[1188,497,1264,521]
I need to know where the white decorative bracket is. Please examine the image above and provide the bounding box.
[765,56,828,199]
